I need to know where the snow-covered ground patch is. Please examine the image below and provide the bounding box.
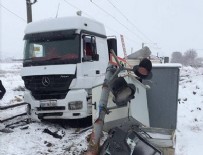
[0,62,24,106]
[176,66,203,155]
[0,122,91,155]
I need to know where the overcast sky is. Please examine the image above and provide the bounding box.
[1,0,203,59]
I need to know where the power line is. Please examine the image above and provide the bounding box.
[63,0,140,45]
[90,0,146,42]
[63,0,104,21]
[63,0,149,53]
[0,2,26,22]
[63,1,118,35]
[63,0,80,12]
[63,0,93,17]
[105,0,153,43]
[109,1,161,50]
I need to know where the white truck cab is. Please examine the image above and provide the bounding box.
[21,16,117,121]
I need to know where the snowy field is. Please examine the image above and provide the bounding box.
[0,62,203,155]
[176,66,203,155]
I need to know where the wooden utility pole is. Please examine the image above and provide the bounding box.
[26,0,37,23]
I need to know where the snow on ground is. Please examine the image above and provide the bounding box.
[0,62,203,155]
[176,66,203,155]
[0,62,24,106]
[0,121,91,155]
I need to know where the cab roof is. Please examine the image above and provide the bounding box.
[25,16,106,36]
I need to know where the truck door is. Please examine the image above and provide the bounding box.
[75,34,109,88]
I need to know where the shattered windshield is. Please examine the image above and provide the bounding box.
[23,30,80,66]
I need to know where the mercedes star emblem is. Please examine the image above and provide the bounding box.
[42,77,50,87]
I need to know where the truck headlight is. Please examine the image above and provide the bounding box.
[68,101,83,110]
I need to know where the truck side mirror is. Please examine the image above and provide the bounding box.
[107,38,117,56]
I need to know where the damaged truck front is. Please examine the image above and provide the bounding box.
[21,16,116,121]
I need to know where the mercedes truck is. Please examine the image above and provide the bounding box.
[21,16,117,121]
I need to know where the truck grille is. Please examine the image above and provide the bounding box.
[22,74,75,100]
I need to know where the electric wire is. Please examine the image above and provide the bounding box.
[0,2,26,22]
[63,0,142,55]
[63,0,98,22]
[106,0,153,43]
[63,0,81,12]
[104,0,161,50]
[90,0,146,42]
[63,0,140,46]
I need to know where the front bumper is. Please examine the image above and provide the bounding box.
[24,89,92,121]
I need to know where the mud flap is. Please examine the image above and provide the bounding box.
[99,127,162,155]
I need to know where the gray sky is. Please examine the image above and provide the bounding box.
[1,0,203,59]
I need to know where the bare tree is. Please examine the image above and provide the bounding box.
[182,49,197,66]
[194,57,203,67]
[171,49,202,67]
[171,51,183,63]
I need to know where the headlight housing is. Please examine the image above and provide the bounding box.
[68,101,83,110]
